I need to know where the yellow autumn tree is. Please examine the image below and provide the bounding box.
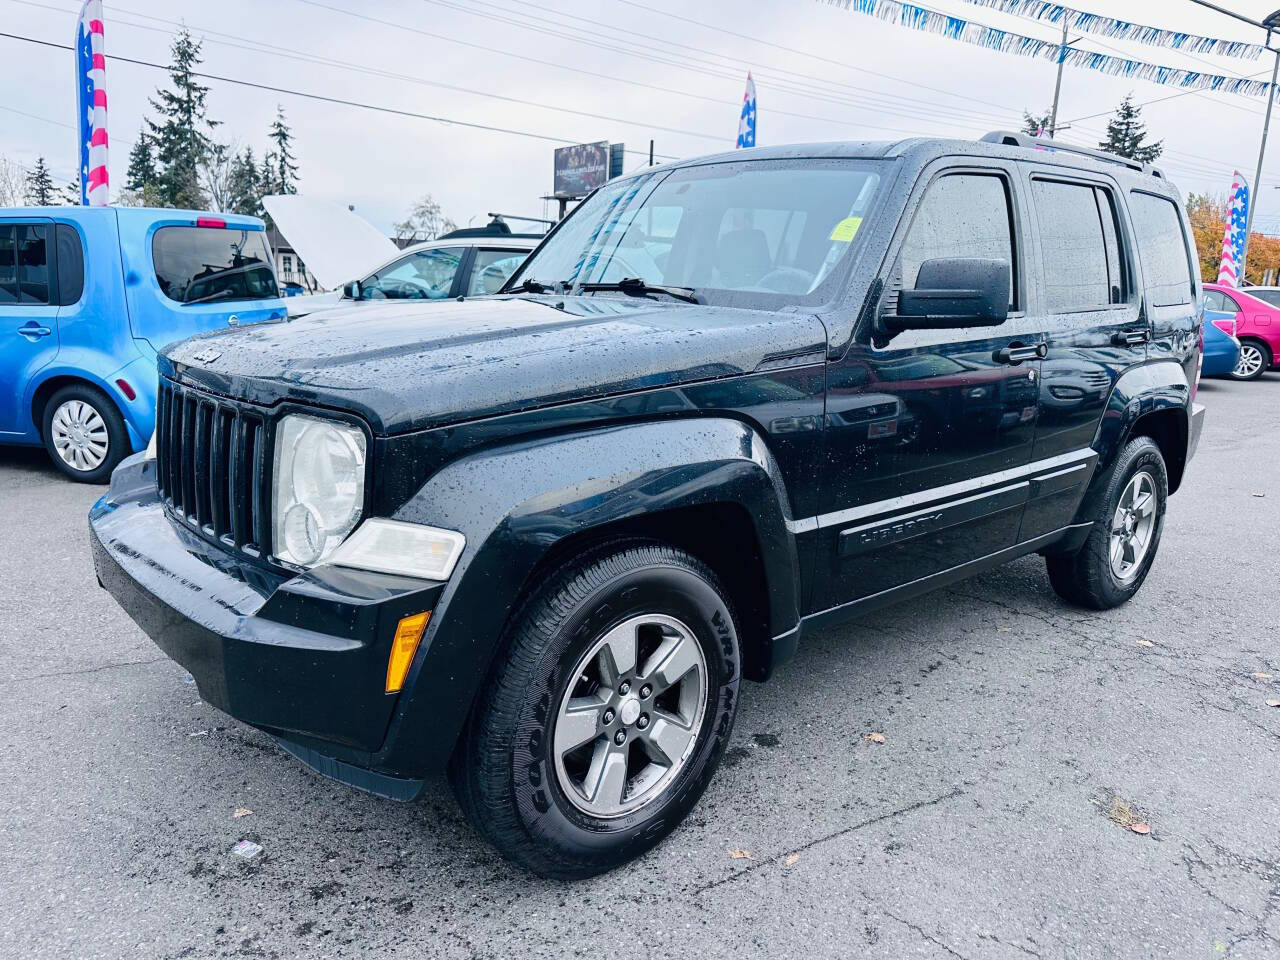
[1185,192,1280,285]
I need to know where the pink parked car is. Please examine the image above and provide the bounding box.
[1204,283,1280,380]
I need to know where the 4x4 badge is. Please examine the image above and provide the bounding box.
[191,347,221,364]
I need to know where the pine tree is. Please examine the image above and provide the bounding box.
[227,146,263,217]
[147,29,219,208]
[264,105,299,196]
[60,176,82,206]
[1021,110,1052,137]
[125,132,157,194]
[24,157,55,205]
[1098,94,1163,163]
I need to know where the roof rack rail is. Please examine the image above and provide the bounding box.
[981,131,1164,179]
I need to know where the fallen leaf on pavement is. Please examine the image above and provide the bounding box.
[728,849,753,860]
[866,732,886,744]
[1136,639,1155,647]
[1266,699,1280,708]
[783,853,800,866]
[1252,672,1273,680]
[234,808,253,818]
[1130,822,1150,836]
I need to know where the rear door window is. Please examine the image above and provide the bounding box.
[152,226,279,304]
[468,248,529,296]
[1128,192,1195,307]
[0,225,16,304]
[1030,179,1119,313]
[0,224,54,305]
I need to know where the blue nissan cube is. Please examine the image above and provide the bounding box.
[0,207,286,482]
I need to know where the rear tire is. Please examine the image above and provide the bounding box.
[1231,339,1271,381]
[450,542,740,879]
[41,384,129,484]
[1047,436,1168,610]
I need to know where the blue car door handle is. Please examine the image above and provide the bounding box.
[17,321,53,341]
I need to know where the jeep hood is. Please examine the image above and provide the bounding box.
[162,296,828,435]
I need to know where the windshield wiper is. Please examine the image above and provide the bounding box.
[578,277,701,304]
[514,278,571,294]
[182,288,238,306]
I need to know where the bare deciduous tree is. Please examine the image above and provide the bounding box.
[199,141,237,213]
[0,154,29,207]
[394,194,457,243]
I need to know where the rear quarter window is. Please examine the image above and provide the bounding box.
[152,226,279,304]
[1128,192,1194,307]
[56,224,84,306]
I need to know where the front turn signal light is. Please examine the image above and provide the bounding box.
[386,612,430,693]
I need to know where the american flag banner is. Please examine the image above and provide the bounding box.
[1217,171,1249,288]
[76,0,108,206]
[735,73,756,149]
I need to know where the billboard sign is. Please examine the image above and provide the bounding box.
[554,140,610,198]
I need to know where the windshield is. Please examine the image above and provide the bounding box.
[510,158,884,306]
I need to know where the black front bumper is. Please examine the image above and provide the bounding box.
[90,457,444,770]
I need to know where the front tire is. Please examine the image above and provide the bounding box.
[1231,339,1271,381]
[451,543,740,879]
[41,384,129,483]
[1047,436,1168,610]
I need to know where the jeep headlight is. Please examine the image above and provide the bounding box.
[272,414,367,567]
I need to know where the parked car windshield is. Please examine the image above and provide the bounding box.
[153,227,279,304]
[510,158,884,306]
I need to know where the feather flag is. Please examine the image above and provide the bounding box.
[1217,171,1250,288]
[736,73,757,148]
[821,0,1274,97]
[964,0,1264,61]
[76,0,108,206]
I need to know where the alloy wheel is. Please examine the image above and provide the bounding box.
[1109,470,1157,582]
[552,613,707,819]
[50,399,109,472]
[1234,343,1265,379]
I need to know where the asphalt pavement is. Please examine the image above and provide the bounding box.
[2,374,1278,960]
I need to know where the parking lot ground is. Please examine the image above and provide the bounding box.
[2,375,1279,960]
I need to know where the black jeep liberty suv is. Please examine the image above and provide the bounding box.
[91,132,1205,878]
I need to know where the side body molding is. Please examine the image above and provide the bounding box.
[375,417,802,774]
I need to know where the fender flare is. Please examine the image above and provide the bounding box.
[373,416,801,774]
[1075,359,1191,523]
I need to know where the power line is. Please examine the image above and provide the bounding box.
[294,0,1024,137]
[419,0,1023,128]
[0,29,681,159]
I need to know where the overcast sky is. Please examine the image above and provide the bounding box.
[3,0,1279,234]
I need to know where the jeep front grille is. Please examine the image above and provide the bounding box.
[155,379,273,557]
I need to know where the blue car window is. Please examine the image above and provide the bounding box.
[153,226,279,304]
[0,225,17,304]
[17,225,50,305]
[56,224,85,306]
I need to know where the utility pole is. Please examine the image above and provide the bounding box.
[1186,1,1280,282]
[1048,17,1068,137]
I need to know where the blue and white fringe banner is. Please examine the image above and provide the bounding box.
[822,0,1273,97]
[964,0,1264,61]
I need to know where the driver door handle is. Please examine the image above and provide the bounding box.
[1111,329,1149,346]
[993,341,1045,365]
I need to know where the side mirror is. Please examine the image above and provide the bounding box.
[343,279,362,300]
[884,258,1010,332]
